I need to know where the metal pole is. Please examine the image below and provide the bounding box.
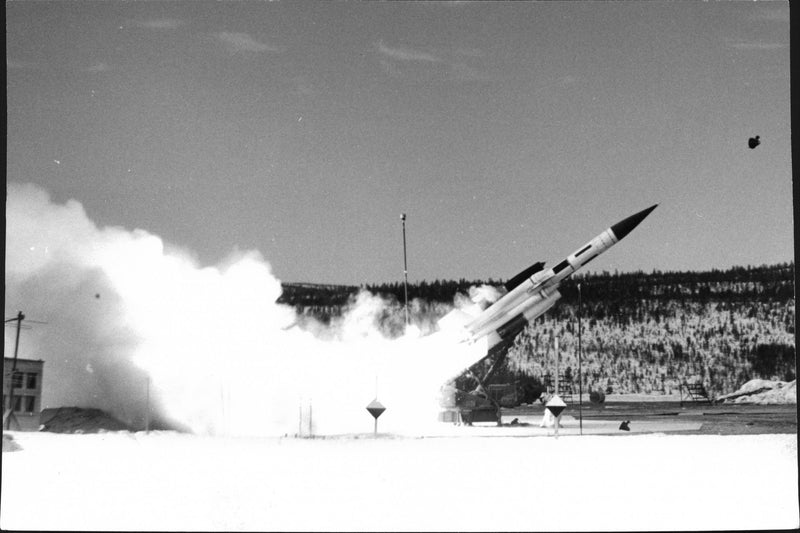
[554,336,559,396]
[554,336,559,438]
[5,312,24,430]
[401,213,409,327]
[554,412,559,438]
[220,383,225,436]
[578,284,583,435]
[145,376,150,434]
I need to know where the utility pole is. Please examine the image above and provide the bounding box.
[4,312,25,430]
[578,284,583,435]
[4,312,46,431]
[401,213,409,327]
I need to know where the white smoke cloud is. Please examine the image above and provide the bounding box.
[469,284,504,306]
[5,183,487,436]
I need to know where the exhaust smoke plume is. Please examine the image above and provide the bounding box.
[5,183,487,436]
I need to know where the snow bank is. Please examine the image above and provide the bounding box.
[717,379,797,405]
[1,431,797,531]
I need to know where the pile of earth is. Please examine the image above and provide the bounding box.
[3,433,22,452]
[717,379,797,405]
[39,407,134,433]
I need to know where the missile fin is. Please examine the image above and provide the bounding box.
[504,261,546,292]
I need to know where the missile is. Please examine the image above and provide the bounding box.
[446,204,658,355]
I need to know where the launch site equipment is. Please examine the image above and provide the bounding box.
[680,381,712,406]
[578,283,583,435]
[401,213,409,327]
[440,205,657,427]
[366,399,386,436]
[545,395,566,438]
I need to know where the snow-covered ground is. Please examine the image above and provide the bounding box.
[2,431,797,531]
[717,379,797,405]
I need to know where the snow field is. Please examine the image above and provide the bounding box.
[1,431,797,531]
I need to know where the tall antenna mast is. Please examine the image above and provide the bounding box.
[401,213,409,327]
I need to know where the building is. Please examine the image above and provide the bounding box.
[3,357,44,431]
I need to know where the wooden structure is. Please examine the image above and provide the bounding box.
[680,381,712,406]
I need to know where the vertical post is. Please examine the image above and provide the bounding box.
[374,417,378,437]
[145,376,150,434]
[308,399,313,438]
[554,335,559,438]
[5,311,24,430]
[401,213,409,327]
[578,284,583,435]
[554,336,559,396]
[220,383,225,436]
[299,401,303,437]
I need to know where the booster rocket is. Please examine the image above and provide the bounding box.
[442,204,658,359]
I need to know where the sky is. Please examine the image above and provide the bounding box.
[6,0,792,286]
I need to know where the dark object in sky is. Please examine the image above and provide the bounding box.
[95,293,100,299]
[748,135,760,149]
[619,420,630,431]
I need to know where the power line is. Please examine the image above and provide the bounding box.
[3,311,46,430]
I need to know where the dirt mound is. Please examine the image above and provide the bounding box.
[39,407,134,433]
[3,434,22,452]
[717,380,796,405]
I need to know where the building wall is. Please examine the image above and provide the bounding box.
[3,357,44,431]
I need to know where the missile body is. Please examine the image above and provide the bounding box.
[460,204,657,353]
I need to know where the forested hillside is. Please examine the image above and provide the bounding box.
[279,263,795,397]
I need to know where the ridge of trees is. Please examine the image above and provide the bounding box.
[278,262,795,310]
[278,262,795,397]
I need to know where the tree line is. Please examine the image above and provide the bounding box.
[277,262,795,397]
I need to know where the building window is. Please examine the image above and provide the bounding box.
[11,371,23,389]
[24,396,35,413]
[26,373,37,389]
[13,396,22,413]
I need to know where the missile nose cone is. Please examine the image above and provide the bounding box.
[610,204,658,241]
